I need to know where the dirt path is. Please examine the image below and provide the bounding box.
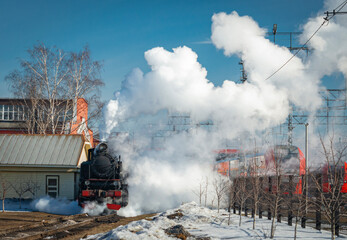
[0,211,156,239]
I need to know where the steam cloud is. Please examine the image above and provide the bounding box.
[30,196,81,215]
[103,0,347,216]
[82,201,109,216]
[300,0,347,84]
[30,197,108,216]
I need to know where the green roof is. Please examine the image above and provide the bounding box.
[0,134,85,166]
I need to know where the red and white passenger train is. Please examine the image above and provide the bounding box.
[215,145,347,194]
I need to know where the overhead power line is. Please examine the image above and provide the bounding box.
[264,0,347,81]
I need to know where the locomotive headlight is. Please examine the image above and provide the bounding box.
[85,180,90,186]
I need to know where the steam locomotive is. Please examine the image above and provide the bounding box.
[78,143,128,210]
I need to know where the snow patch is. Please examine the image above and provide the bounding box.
[83,202,346,240]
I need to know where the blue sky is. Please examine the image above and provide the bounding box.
[0,0,334,101]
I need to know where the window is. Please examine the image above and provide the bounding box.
[9,105,13,120]
[4,105,9,120]
[0,104,26,121]
[46,175,59,198]
[57,108,73,122]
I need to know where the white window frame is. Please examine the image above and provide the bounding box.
[46,175,59,198]
[0,104,26,121]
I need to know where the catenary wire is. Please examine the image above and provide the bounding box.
[264,0,347,81]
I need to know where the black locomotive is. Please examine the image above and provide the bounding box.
[78,143,128,210]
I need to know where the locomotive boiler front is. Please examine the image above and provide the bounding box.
[92,143,120,179]
[78,143,128,211]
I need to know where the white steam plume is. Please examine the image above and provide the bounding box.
[300,0,347,85]
[116,130,221,216]
[211,11,322,111]
[103,0,346,216]
[104,44,310,138]
[104,12,324,137]
[82,201,108,216]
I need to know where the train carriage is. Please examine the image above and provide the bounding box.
[215,145,347,195]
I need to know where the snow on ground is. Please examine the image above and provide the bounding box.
[83,202,346,240]
[2,199,345,239]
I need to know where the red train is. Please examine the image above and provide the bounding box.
[264,145,305,194]
[214,149,240,177]
[343,162,347,193]
[321,159,347,194]
[215,145,347,194]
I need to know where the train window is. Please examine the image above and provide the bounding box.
[46,175,59,198]
[216,152,239,162]
[273,146,300,165]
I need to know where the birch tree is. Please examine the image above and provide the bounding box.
[249,157,263,229]
[212,174,229,213]
[310,135,347,240]
[263,146,286,239]
[5,43,104,134]
[0,173,12,212]
[234,175,251,226]
[193,177,207,205]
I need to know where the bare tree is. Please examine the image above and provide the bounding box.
[234,175,251,226]
[267,176,282,239]
[243,139,266,229]
[10,181,31,209]
[310,135,347,240]
[285,162,309,240]
[204,176,209,207]
[25,180,40,199]
[6,44,69,134]
[263,146,287,239]
[227,178,236,225]
[210,195,216,209]
[292,181,307,240]
[249,157,263,229]
[193,177,206,205]
[66,45,104,131]
[212,175,229,213]
[5,43,104,134]
[0,173,12,212]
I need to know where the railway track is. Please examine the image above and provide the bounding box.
[0,212,156,240]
